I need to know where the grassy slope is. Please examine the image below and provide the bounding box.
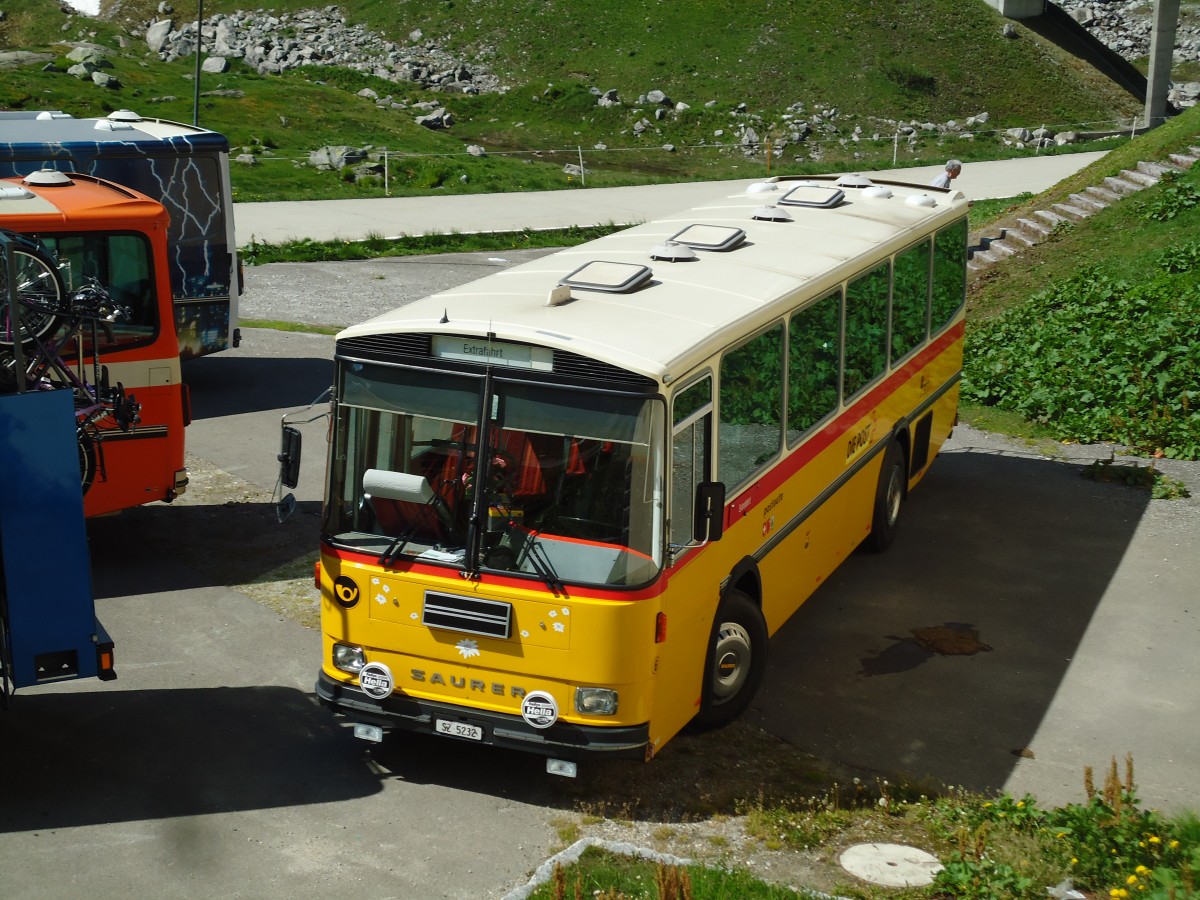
[2,0,1144,199]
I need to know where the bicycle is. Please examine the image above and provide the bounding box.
[1,230,141,493]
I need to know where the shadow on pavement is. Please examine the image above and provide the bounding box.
[183,351,334,420]
[87,500,321,598]
[748,444,1149,795]
[0,686,381,833]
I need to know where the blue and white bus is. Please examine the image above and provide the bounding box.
[0,109,240,358]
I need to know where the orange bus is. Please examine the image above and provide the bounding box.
[307,174,968,774]
[1,170,188,517]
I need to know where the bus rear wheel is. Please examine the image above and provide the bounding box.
[692,589,768,731]
[865,439,906,553]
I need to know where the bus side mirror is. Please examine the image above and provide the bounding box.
[279,425,302,489]
[693,481,725,543]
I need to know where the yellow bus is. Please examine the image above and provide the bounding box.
[310,174,968,774]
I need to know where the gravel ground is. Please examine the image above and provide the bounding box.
[239,249,557,331]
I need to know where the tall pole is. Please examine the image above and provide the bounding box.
[192,0,204,126]
[1144,0,1181,129]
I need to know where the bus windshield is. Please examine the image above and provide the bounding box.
[39,232,159,352]
[324,360,666,588]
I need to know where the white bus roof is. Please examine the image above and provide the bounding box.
[338,175,970,384]
[0,110,229,148]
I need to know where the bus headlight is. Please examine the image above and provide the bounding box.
[332,643,366,674]
[575,687,618,716]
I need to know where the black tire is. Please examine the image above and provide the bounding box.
[865,439,906,553]
[78,428,97,495]
[691,589,768,731]
[0,241,65,350]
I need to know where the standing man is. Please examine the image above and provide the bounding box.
[930,159,962,189]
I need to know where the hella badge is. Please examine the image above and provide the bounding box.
[358,662,395,700]
[521,690,559,729]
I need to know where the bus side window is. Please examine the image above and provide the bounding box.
[719,324,784,490]
[844,261,890,399]
[891,239,931,364]
[670,375,713,549]
[932,219,968,331]
[788,289,842,445]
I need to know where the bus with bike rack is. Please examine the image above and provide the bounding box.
[1,169,189,518]
[0,108,240,360]
[296,174,968,774]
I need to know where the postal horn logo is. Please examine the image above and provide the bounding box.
[333,575,360,608]
[521,690,558,729]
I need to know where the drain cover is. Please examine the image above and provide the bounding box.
[838,843,943,887]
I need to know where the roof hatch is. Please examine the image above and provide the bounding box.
[778,182,845,209]
[668,223,746,252]
[560,260,654,293]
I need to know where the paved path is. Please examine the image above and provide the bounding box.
[233,153,1109,244]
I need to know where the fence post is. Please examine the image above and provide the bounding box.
[384,147,389,197]
[577,146,585,186]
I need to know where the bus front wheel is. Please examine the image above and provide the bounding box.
[692,589,768,731]
[865,439,906,553]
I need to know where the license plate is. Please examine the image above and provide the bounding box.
[435,718,484,741]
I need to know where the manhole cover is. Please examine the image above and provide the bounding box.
[838,843,943,887]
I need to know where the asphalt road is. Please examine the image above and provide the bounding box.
[3,170,1199,897]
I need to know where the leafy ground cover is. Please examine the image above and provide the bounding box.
[528,758,1200,900]
[962,106,1200,460]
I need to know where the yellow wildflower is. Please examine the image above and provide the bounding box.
[1148,835,1161,844]
[1127,874,1140,885]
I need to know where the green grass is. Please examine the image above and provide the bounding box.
[2,0,1144,202]
[239,224,624,264]
[530,766,1200,900]
[961,106,1200,459]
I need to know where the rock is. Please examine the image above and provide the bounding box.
[201,56,229,74]
[145,19,173,54]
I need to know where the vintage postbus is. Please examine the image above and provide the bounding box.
[0,109,239,359]
[307,174,968,774]
[1,170,188,517]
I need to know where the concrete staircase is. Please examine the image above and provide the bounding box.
[967,146,1200,276]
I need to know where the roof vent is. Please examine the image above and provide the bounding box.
[668,223,746,252]
[22,169,73,187]
[778,183,845,209]
[751,204,793,222]
[94,119,134,132]
[649,240,698,262]
[746,181,778,194]
[836,173,875,189]
[0,186,35,201]
[906,193,937,209]
[560,260,654,293]
[107,109,143,122]
[862,185,893,199]
[35,110,72,120]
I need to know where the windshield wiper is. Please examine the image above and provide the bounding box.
[379,530,413,567]
[522,531,567,596]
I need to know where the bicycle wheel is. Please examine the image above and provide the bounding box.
[0,238,66,350]
[78,427,98,495]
